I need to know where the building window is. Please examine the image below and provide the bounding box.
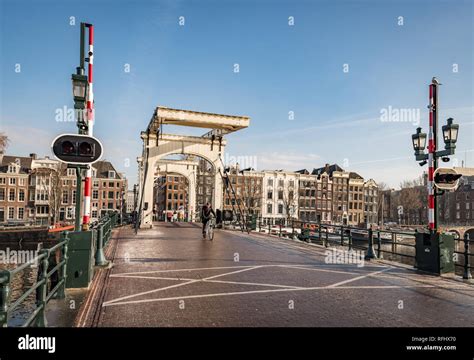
[62,191,68,204]
[8,207,15,219]
[18,189,25,202]
[278,204,283,214]
[93,190,99,200]
[0,188,5,201]
[67,208,74,219]
[267,203,272,214]
[0,177,5,184]
[18,207,24,220]
[9,189,15,202]
[67,168,76,177]
[93,180,99,188]
[72,190,76,204]
[108,170,116,179]
[92,210,98,218]
[267,191,273,199]
[9,178,16,186]
[19,178,26,186]
[268,179,273,187]
[278,190,283,200]
[108,191,114,199]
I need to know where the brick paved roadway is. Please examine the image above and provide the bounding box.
[97,222,474,327]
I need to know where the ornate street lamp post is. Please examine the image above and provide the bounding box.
[411,78,460,233]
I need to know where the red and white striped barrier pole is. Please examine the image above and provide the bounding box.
[428,82,438,232]
[83,23,94,228]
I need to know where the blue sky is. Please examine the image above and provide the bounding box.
[1,0,473,189]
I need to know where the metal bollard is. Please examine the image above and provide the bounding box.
[377,231,382,259]
[0,271,11,327]
[365,227,376,260]
[95,226,108,266]
[463,233,472,280]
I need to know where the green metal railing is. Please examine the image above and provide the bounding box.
[254,218,418,261]
[0,231,70,327]
[454,233,473,280]
[93,212,118,266]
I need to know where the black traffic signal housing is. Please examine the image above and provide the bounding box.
[434,172,462,185]
[51,133,103,164]
[433,169,462,191]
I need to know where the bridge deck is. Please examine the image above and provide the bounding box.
[91,223,474,327]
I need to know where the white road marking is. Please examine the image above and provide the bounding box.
[111,264,264,277]
[110,274,305,289]
[103,284,449,307]
[326,267,392,288]
[103,265,264,306]
[281,265,365,276]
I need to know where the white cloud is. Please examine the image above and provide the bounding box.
[257,152,322,171]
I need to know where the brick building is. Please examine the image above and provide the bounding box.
[0,155,31,224]
[223,166,263,219]
[155,174,188,220]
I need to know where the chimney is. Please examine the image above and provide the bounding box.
[29,153,37,160]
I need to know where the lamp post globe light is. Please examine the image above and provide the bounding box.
[442,117,459,151]
[71,71,88,109]
[411,127,427,157]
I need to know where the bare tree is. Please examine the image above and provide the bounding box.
[392,177,426,225]
[282,187,297,225]
[0,132,9,154]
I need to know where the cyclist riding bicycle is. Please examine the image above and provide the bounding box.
[201,202,216,239]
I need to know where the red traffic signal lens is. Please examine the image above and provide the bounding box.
[61,141,75,155]
[79,141,93,156]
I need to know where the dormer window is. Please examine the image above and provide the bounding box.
[8,164,19,174]
[108,170,116,179]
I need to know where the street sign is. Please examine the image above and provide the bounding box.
[51,133,103,165]
[433,168,462,191]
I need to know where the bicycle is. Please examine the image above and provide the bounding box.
[204,216,215,241]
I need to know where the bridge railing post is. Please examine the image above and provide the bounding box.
[325,226,329,248]
[0,270,11,327]
[340,225,344,246]
[35,249,49,327]
[348,230,353,251]
[463,233,472,280]
[57,231,69,299]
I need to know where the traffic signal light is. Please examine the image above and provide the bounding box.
[51,133,103,164]
[433,168,462,191]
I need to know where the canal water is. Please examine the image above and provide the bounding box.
[0,233,58,327]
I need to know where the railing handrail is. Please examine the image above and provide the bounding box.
[0,231,70,327]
